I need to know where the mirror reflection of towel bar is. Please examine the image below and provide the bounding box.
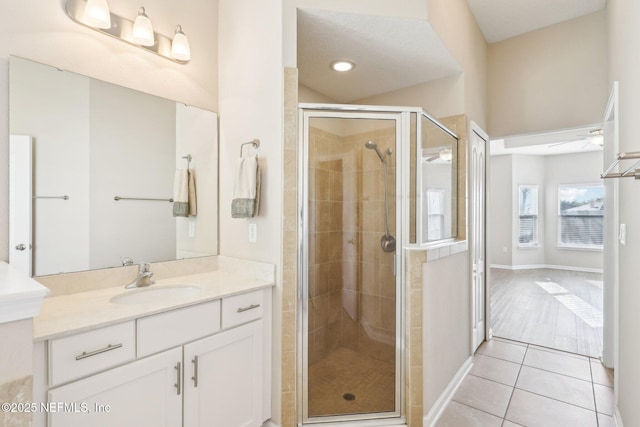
[114,196,174,202]
[33,195,69,200]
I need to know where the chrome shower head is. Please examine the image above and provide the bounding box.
[365,141,385,163]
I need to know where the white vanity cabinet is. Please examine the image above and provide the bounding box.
[184,320,263,427]
[35,287,271,427]
[48,347,182,427]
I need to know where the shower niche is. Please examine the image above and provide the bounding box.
[299,105,460,426]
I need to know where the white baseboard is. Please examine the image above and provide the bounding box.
[490,264,603,274]
[614,408,624,427]
[424,356,473,427]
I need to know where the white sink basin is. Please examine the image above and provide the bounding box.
[110,285,202,305]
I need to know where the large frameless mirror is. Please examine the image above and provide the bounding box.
[9,56,218,277]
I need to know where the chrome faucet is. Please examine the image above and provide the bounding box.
[125,262,154,289]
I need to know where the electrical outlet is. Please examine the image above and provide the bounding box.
[249,223,257,243]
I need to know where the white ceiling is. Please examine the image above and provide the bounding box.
[466,0,607,43]
[297,9,461,103]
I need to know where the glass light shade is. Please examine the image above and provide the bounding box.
[132,7,155,46]
[171,25,191,61]
[439,148,453,162]
[84,0,111,29]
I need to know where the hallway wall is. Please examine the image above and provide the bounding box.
[607,0,640,425]
[488,11,608,137]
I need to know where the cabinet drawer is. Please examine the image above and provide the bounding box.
[49,321,135,387]
[222,290,264,329]
[137,300,221,357]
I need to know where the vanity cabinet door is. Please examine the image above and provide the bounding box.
[48,347,182,427]
[183,319,264,427]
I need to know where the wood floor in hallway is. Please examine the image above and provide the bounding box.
[490,268,603,357]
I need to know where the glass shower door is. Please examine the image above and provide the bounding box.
[301,111,402,424]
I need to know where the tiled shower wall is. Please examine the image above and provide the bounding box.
[308,124,396,367]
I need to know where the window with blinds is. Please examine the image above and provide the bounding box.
[558,184,604,249]
[518,185,538,246]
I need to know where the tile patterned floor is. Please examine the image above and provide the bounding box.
[308,347,395,417]
[436,338,614,427]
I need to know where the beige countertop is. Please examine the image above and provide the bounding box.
[34,270,274,342]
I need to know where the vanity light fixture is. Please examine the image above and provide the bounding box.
[171,25,191,61]
[132,7,155,46]
[330,60,356,72]
[65,0,191,64]
[83,0,111,29]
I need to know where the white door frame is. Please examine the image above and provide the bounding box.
[602,82,619,370]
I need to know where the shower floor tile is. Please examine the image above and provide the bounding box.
[308,347,395,417]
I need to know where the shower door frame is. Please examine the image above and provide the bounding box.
[297,104,411,426]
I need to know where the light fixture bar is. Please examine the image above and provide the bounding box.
[65,0,190,64]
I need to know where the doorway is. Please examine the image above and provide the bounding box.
[299,108,403,425]
[488,127,606,357]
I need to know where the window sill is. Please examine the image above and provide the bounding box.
[557,245,603,252]
[517,244,541,250]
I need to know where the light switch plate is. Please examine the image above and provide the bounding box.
[249,223,257,243]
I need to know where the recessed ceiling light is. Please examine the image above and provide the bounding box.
[330,60,355,72]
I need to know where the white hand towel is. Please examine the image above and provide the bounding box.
[173,169,189,217]
[232,156,260,218]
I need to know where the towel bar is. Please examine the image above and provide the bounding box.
[240,139,260,157]
[114,196,174,202]
[601,151,640,180]
[33,195,69,200]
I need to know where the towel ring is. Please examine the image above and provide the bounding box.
[240,139,260,157]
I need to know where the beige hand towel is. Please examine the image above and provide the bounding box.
[173,169,188,217]
[188,170,197,216]
[232,156,260,218]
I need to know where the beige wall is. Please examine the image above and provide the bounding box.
[217,0,284,423]
[355,74,465,120]
[0,0,218,263]
[428,0,488,129]
[423,252,470,410]
[607,0,640,425]
[488,11,608,137]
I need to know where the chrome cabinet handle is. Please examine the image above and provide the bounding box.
[192,356,199,387]
[237,303,260,313]
[75,343,123,360]
[175,362,182,395]
[15,244,26,251]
